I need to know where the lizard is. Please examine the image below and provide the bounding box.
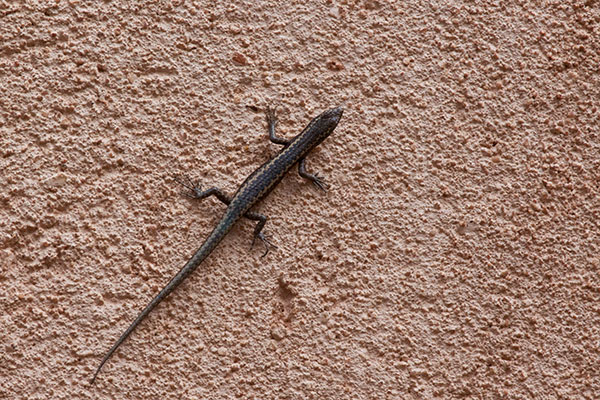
[91,105,343,383]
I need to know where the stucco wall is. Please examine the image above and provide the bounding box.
[1,1,599,398]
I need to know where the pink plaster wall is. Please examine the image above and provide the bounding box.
[1,1,599,398]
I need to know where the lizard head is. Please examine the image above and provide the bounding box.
[310,106,343,142]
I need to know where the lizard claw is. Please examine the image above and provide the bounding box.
[312,175,329,191]
[174,175,204,199]
[265,105,278,126]
[251,232,277,257]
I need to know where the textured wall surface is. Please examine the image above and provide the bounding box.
[1,1,599,398]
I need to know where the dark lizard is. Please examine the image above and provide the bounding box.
[91,105,343,383]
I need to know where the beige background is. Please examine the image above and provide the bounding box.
[1,1,599,399]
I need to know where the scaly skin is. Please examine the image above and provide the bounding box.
[91,106,343,383]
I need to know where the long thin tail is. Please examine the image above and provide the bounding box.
[91,224,228,384]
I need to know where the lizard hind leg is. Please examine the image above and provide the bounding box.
[245,210,277,257]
